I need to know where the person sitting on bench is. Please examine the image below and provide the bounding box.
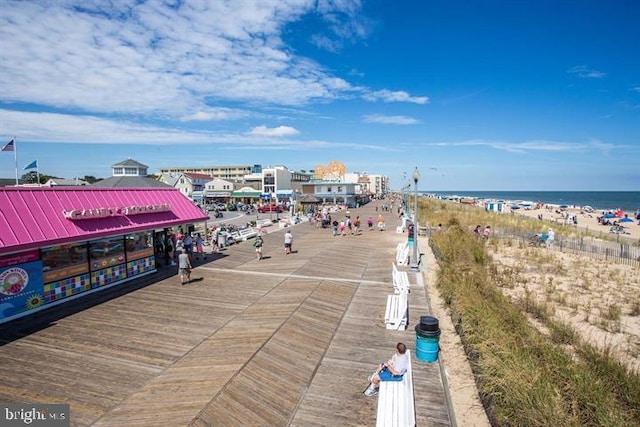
[364,342,409,396]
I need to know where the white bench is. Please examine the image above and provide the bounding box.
[237,227,258,241]
[376,350,415,427]
[257,219,273,228]
[384,292,408,330]
[392,264,410,294]
[395,243,409,266]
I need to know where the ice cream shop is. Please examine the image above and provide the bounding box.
[0,187,208,323]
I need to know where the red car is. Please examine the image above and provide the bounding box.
[258,205,283,213]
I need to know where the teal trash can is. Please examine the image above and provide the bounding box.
[415,316,440,362]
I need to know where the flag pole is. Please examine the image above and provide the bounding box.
[36,159,40,187]
[13,137,18,185]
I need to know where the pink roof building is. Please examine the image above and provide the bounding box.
[0,187,209,256]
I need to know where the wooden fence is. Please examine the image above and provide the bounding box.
[424,226,640,268]
[500,228,640,268]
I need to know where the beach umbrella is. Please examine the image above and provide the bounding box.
[620,217,633,223]
[602,214,616,219]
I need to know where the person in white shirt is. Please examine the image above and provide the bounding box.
[284,229,293,254]
[546,228,555,249]
[364,342,409,396]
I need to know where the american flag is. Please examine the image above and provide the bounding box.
[1,139,15,152]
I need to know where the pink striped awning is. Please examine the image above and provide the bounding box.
[0,187,209,255]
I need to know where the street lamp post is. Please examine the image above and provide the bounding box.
[410,167,420,271]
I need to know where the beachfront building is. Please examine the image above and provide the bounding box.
[157,172,211,201]
[202,177,235,204]
[92,159,170,188]
[0,187,208,324]
[42,178,89,186]
[158,164,263,181]
[301,180,359,207]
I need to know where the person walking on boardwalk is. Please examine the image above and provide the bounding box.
[353,216,361,235]
[253,235,264,260]
[195,233,205,260]
[284,229,293,254]
[178,248,192,285]
[377,214,385,231]
[364,342,409,397]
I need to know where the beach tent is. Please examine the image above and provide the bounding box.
[620,217,633,223]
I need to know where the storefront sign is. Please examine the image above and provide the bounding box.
[63,203,171,220]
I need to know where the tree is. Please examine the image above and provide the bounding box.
[82,175,101,184]
[20,172,62,184]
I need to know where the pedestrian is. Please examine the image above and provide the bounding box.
[253,235,264,260]
[178,248,192,285]
[367,216,374,230]
[353,216,361,235]
[184,233,193,256]
[210,227,219,253]
[364,342,409,396]
[546,228,555,249]
[377,214,385,231]
[332,219,339,236]
[483,225,491,239]
[284,229,293,254]
[195,233,205,260]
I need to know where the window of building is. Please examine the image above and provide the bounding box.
[113,167,124,175]
[89,236,125,271]
[41,242,89,283]
[337,186,342,192]
[125,167,137,175]
[327,187,332,193]
[125,231,154,261]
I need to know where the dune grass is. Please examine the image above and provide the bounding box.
[423,199,640,426]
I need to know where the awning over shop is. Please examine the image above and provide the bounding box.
[231,187,262,198]
[0,187,209,255]
[204,191,232,198]
[276,190,293,196]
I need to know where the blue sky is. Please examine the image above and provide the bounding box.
[1,0,638,191]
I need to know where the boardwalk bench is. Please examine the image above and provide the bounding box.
[376,349,415,427]
[384,292,408,330]
[257,219,273,228]
[392,264,410,294]
[237,228,258,241]
[395,243,409,266]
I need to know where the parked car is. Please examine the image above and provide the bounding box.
[258,205,283,213]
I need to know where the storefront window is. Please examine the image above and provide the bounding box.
[89,236,125,271]
[125,231,154,261]
[41,242,89,282]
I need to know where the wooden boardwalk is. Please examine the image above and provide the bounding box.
[0,202,453,427]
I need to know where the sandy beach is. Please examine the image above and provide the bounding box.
[506,204,639,242]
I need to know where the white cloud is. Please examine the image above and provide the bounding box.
[0,0,425,125]
[363,90,429,104]
[180,108,250,122]
[248,125,300,137]
[363,114,420,125]
[427,139,620,154]
[567,65,606,79]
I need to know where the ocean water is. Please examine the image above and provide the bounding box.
[425,191,640,213]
